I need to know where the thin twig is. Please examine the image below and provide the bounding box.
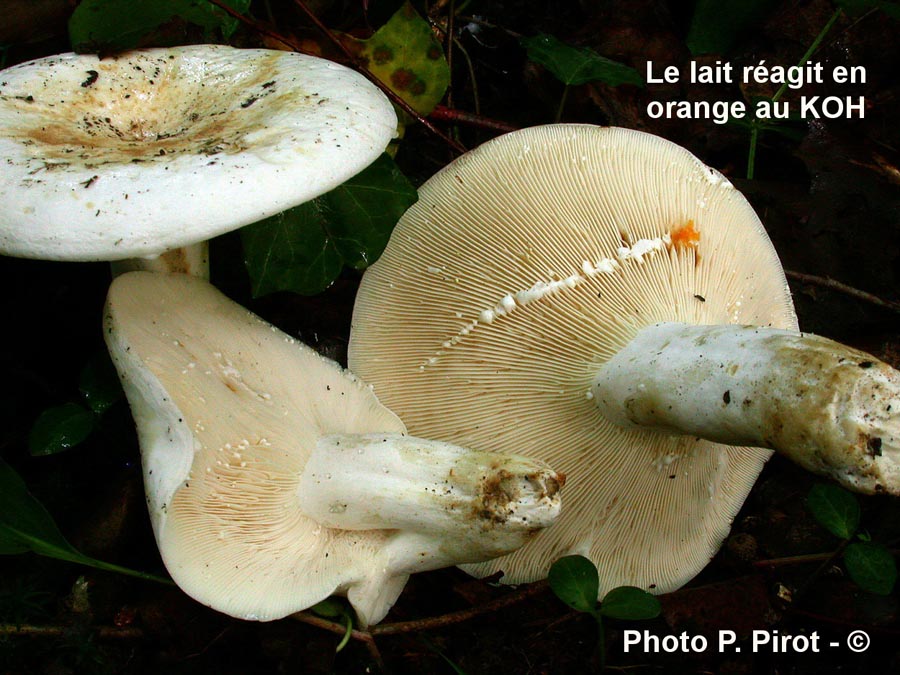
[364,638,387,672]
[785,270,900,314]
[291,580,549,643]
[792,538,851,602]
[453,37,482,115]
[290,614,385,670]
[289,0,467,155]
[753,551,836,568]
[0,623,143,639]
[429,10,484,117]
[371,580,549,635]
[457,15,524,39]
[445,0,455,110]
[785,606,900,636]
[747,8,843,179]
[430,105,518,133]
[205,0,305,52]
[755,548,900,569]
[291,612,373,642]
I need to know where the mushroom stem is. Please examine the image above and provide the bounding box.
[593,322,900,494]
[299,433,563,565]
[109,243,210,278]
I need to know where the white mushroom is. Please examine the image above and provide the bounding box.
[348,124,900,596]
[0,45,397,275]
[104,271,563,626]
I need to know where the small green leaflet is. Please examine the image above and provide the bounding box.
[549,555,661,619]
[600,586,661,621]
[806,483,860,540]
[241,154,417,297]
[310,598,346,619]
[0,458,171,584]
[844,542,897,595]
[28,403,95,457]
[69,0,251,53]
[521,34,644,87]
[548,554,599,613]
[79,350,124,415]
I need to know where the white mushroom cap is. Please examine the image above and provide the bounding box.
[349,124,798,593]
[0,45,396,261]
[104,271,563,626]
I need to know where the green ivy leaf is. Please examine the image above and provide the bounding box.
[79,351,124,415]
[28,403,95,456]
[548,555,599,614]
[0,458,75,556]
[342,2,450,115]
[807,483,860,540]
[241,154,417,297]
[0,457,107,559]
[69,0,251,53]
[310,597,345,619]
[687,0,780,55]
[844,542,898,595]
[521,34,644,87]
[600,586,661,621]
[0,458,172,583]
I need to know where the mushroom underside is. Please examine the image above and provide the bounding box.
[349,124,802,592]
[105,271,563,625]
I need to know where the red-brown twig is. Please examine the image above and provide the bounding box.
[290,614,386,670]
[786,270,900,314]
[430,105,519,133]
[289,0,467,155]
[292,579,549,646]
[785,606,900,636]
[0,623,144,639]
[205,0,305,52]
[372,579,549,635]
[754,548,900,568]
[291,612,372,642]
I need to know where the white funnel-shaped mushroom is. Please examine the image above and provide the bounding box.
[0,45,397,274]
[104,272,562,626]
[349,124,900,597]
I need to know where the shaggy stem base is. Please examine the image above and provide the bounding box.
[593,322,900,494]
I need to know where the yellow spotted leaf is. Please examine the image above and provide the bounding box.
[342,2,449,116]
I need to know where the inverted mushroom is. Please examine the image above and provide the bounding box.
[348,124,900,595]
[0,45,397,274]
[104,271,563,626]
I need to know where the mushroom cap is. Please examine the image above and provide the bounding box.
[105,271,410,624]
[349,124,798,593]
[0,45,396,261]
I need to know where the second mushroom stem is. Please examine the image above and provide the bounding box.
[109,242,210,278]
[592,322,900,494]
[299,433,564,567]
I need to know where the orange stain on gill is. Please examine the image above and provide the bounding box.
[669,220,700,250]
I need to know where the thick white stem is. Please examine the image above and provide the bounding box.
[593,322,900,494]
[109,242,209,278]
[298,433,563,566]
